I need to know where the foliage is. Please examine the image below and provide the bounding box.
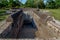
[0,0,8,8]
[46,0,56,9]
[55,0,60,8]
[38,0,45,8]
[25,0,34,7]
[8,0,21,8]
[25,0,45,8]
[25,0,60,9]
[0,0,60,9]
[0,0,21,8]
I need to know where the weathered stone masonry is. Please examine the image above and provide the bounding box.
[0,10,24,38]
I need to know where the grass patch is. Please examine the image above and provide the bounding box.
[48,9,60,21]
[0,15,9,21]
[0,9,9,21]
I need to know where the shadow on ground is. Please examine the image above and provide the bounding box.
[17,18,38,39]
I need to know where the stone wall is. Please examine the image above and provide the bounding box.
[9,11,24,38]
[32,10,60,39]
[47,21,60,38]
[0,10,24,38]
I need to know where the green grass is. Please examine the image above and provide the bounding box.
[48,9,60,21]
[0,9,9,21]
[0,15,9,21]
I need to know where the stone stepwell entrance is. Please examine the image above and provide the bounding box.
[17,11,38,38]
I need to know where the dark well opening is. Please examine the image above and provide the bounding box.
[17,12,38,39]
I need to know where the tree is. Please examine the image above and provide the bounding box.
[8,0,14,8]
[8,0,21,8]
[25,0,34,7]
[25,0,45,8]
[0,0,8,8]
[38,0,45,8]
[32,0,45,8]
[13,0,21,7]
[55,0,60,8]
[46,0,56,9]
